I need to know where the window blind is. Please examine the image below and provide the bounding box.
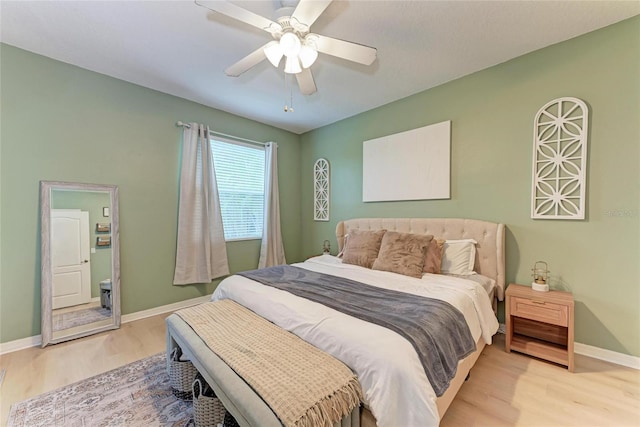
[210,139,265,241]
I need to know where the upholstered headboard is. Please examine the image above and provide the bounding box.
[336,218,506,300]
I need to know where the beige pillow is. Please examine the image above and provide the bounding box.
[341,229,387,269]
[423,238,445,274]
[372,231,433,278]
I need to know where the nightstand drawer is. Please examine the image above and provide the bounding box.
[511,296,568,327]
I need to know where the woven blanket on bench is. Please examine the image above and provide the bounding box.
[175,300,362,427]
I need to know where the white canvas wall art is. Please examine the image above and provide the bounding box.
[362,121,451,202]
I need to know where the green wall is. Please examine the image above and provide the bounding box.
[1,17,638,358]
[300,17,640,357]
[0,44,302,343]
[52,189,112,298]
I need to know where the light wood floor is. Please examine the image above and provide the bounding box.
[442,334,640,426]
[0,314,167,425]
[1,314,638,426]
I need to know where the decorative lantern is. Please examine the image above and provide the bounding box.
[323,240,331,255]
[531,261,550,292]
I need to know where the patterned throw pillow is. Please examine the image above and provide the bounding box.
[372,231,433,278]
[423,238,446,274]
[341,229,387,269]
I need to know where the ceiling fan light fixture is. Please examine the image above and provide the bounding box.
[284,56,302,74]
[264,41,284,67]
[280,31,301,57]
[299,44,318,68]
[195,0,377,96]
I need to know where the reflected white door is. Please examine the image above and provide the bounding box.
[52,210,91,309]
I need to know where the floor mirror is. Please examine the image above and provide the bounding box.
[40,181,121,347]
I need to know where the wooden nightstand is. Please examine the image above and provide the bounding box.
[505,283,574,372]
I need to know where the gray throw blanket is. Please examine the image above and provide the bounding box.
[238,265,476,397]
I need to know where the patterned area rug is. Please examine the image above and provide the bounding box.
[8,353,193,426]
[52,306,112,332]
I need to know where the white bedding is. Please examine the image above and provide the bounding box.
[211,255,499,427]
[440,272,496,296]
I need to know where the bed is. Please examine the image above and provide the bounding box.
[166,217,505,427]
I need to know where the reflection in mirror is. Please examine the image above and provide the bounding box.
[51,190,112,336]
[41,181,120,346]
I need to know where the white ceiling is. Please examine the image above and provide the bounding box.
[1,1,638,134]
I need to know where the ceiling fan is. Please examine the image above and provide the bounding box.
[195,0,377,95]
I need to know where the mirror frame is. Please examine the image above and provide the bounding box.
[40,181,121,347]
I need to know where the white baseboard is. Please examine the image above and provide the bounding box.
[0,295,211,355]
[121,295,211,324]
[0,334,42,355]
[574,342,640,370]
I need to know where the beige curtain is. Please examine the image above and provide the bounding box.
[173,123,229,284]
[258,142,286,268]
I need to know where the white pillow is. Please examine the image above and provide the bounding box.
[440,239,477,275]
[337,233,349,258]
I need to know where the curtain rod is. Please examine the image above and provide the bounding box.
[176,121,268,147]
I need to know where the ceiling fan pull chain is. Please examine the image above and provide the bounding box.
[283,72,294,113]
[283,71,288,112]
[289,78,294,113]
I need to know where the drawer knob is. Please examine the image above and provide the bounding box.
[531,300,546,305]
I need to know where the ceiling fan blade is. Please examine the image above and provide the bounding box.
[195,0,282,33]
[296,68,317,95]
[291,0,332,27]
[315,34,377,66]
[225,42,273,77]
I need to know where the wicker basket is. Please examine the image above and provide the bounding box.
[169,347,198,400]
[193,374,226,427]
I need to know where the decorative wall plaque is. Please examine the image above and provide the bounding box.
[531,97,588,219]
[313,158,330,221]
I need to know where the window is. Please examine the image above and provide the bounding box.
[210,138,265,241]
